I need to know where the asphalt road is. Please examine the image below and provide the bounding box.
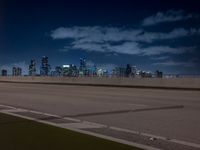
[0,82,200,148]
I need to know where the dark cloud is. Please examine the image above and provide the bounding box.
[142,10,198,26]
[50,26,198,55]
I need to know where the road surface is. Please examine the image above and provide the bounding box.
[0,82,200,149]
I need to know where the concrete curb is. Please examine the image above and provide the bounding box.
[0,107,161,150]
[1,80,200,91]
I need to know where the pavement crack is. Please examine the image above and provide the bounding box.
[63,105,184,118]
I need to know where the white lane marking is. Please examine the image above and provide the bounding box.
[110,126,200,149]
[60,122,106,129]
[2,109,27,113]
[110,126,141,135]
[171,139,200,149]
[28,110,60,118]
[131,103,148,107]
[0,104,17,109]
[63,117,81,122]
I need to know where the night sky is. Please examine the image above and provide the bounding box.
[1,0,200,75]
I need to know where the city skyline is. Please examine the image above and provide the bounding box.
[0,56,162,77]
[1,0,200,74]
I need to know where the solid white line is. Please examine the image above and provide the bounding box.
[110,126,200,149]
[171,139,200,149]
[60,122,106,129]
[2,109,27,113]
[63,117,81,122]
[0,104,17,109]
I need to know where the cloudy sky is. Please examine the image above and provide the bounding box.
[0,0,200,74]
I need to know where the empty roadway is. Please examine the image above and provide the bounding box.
[0,82,200,148]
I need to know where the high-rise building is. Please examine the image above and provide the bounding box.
[131,66,137,77]
[125,64,131,77]
[88,65,97,76]
[12,67,22,76]
[155,70,163,78]
[1,69,7,76]
[55,66,62,76]
[40,56,50,76]
[70,64,78,77]
[79,58,87,76]
[112,67,126,77]
[80,58,86,69]
[97,68,108,77]
[92,65,97,76]
[140,71,152,78]
[29,59,36,76]
[63,64,78,77]
[62,65,70,76]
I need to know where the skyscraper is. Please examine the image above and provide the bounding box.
[88,65,97,76]
[155,70,163,78]
[70,64,78,77]
[79,58,87,76]
[112,67,126,77]
[80,58,86,69]
[1,70,7,76]
[29,59,36,76]
[125,64,131,77]
[12,67,22,76]
[55,66,62,76]
[40,56,50,76]
[62,64,78,77]
[131,66,137,77]
[62,65,70,76]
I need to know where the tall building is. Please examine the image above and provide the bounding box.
[140,71,152,78]
[12,67,22,76]
[79,58,87,76]
[80,58,86,69]
[131,66,137,77]
[1,69,7,76]
[88,65,97,76]
[155,70,163,78]
[29,59,36,76]
[70,64,78,77]
[40,56,50,76]
[97,68,108,77]
[112,67,126,77]
[63,64,78,77]
[55,66,62,76]
[50,66,62,77]
[62,65,70,76]
[125,64,131,77]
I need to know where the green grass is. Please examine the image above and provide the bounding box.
[0,113,141,150]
